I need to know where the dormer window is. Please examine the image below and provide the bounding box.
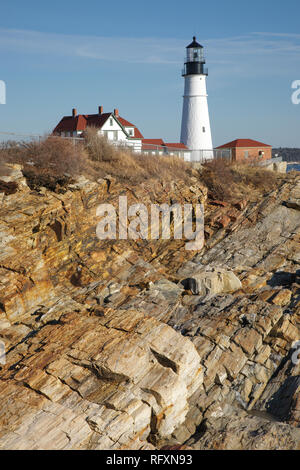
[110,118,113,126]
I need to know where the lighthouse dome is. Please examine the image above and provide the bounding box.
[184,36,206,73]
[186,36,203,49]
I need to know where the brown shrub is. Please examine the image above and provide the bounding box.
[83,127,119,162]
[0,161,10,178]
[201,158,278,202]
[0,137,91,192]
[1,137,88,173]
[201,159,240,201]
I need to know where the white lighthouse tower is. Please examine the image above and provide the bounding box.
[180,37,213,161]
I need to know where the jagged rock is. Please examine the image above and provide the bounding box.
[0,309,203,449]
[0,169,299,450]
[184,268,242,296]
[185,406,300,450]
[271,289,293,306]
[286,199,300,211]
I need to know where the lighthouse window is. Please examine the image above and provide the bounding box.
[202,127,206,133]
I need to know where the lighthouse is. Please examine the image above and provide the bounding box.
[180,37,213,161]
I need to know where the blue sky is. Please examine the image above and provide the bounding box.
[1,0,300,146]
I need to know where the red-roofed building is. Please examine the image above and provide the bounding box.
[164,143,188,149]
[216,139,272,162]
[164,142,190,160]
[142,139,165,152]
[141,139,191,160]
[53,106,192,159]
[53,107,144,152]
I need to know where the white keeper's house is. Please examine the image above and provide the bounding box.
[53,106,144,153]
[53,106,190,159]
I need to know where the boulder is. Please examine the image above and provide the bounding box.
[184,268,242,296]
[286,199,300,211]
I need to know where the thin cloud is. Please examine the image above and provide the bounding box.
[0,28,184,64]
[253,32,300,39]
[0,28,300,76]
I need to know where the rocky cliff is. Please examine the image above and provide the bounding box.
[0,164,299,450]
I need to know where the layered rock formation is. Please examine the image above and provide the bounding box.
[0,164,299,450]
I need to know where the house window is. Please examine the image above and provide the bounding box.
[110,118,113,126]
[244,150,249,158]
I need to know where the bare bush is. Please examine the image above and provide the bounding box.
[83,127,119,162]
[0,137,87,173]
[0,161,9,177]
[201,159,240,201]
[0,137,90,192]
[201,158,278,202]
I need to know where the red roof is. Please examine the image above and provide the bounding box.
[142,138,165,150]
[142,139,165,145]
[53,111,144,139]
[216,139,271,149]
[164,143,188,150]
[141,140,189,151]
[118,117,144,138]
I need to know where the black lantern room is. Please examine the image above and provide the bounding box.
[182,36,208,76]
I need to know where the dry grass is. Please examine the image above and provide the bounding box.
[0,129,193,189]
[0,130,279,198]
[201,158,278,202]
[90,152,192,184]
[83,127,192,184]
[0,137,90,192]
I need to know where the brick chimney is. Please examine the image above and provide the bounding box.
[72,108,77,117]
[114,108,119,118]
[98,105,103,115]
